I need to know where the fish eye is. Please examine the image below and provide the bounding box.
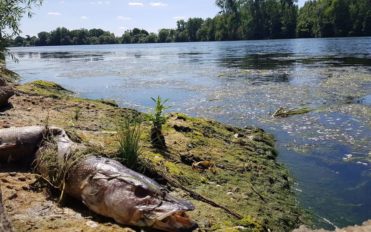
[134,186,151,198]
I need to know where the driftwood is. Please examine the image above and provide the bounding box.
[0,86,14,108]
[0,126,197,232]
[0,188,13,232]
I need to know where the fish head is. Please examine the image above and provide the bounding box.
[130,184,198,232]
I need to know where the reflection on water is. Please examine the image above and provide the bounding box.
[7,37,371,229]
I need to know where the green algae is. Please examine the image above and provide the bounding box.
[273,107,312,118]
[138,113,305,231]
[17,80,73,99]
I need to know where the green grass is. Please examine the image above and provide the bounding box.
[116,117,142,169]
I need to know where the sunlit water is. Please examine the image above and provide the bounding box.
[7,37,371,229]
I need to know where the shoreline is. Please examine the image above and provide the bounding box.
[0,70,306,231]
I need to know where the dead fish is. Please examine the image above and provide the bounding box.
[50,129,198,232]
[0,86,14,108]
[0,126,45,164]
[65,156,197,232]
[0,126,197,231]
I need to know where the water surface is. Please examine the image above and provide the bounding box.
[7,37,371,229]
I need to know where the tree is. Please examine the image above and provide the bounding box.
[297,0,318,37]
[186,18,204,41]
[158,29,170,43]
[0,0,42,61]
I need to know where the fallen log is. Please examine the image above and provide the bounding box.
[0,86,14,108]
[1,126,197,232]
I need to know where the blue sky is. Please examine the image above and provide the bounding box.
[20,0,307,36]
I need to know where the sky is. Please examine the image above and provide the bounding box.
[20,0,308,37]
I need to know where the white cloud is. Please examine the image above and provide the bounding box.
[173,16,185,20]
[48,12,61,16]
[90,1,110,5]
[128,2,144,6]
[117,16,132,21]
[80,16,88,20]
[149,2,168,7]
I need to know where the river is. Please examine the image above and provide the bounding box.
[7,37,371,229]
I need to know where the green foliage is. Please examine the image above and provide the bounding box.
[297,0,371,37]
[147,96,170,149]
[238,215,264,232]
[0,0,42,61]
[116,117,142,169]
[6,0,371,48]
[147,96,170,130]
[121,28,157,44]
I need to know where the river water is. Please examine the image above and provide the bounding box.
[7,37,371,229]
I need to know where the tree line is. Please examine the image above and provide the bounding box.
[9,0,371,47]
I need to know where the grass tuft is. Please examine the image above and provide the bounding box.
[116,117,142,169]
